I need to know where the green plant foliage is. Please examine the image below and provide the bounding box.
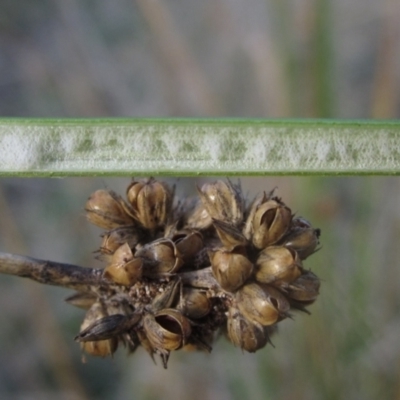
[0,119,400,176]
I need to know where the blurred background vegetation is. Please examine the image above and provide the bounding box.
[0,0,400,399]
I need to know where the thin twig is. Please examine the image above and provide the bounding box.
[0,251,106,292]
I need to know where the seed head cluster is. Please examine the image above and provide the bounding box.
[73,178,321,368]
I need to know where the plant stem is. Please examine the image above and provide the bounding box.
[0,119,399,176]
[0,251,105,292]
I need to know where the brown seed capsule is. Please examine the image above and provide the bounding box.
[243,192,268,240]
[85,189,134,229]
[180,266,221,290]
[126,178,173,231]
[136,238,184,277]
[151,279,181,312]
[99,226,142,256]
[255,246,302,286]
[236,283,290,326]
[198,180,243,226]
[171,230,204,262]
[143,309,192,352]
[281,218,320,260]
[212,219,247,251]
[209,249,253,292]
[178,287,212,319]
[103,243,143,286]
[251,199,292,249]
[79,302,118,357]
[227,307,269,352]
[185,201,213,230]
[286,270,320,302]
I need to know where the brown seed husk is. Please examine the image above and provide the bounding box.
[85,190,134,229]
[227,307,269,352]
[209,249,253,293]
[236,283,290,326]
[252,200,292,249]
[103,243,143,286]
[255,246,302,285]
[126,178,173,231]
[198,180,243,226]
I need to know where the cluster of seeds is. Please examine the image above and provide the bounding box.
[72,178,321,368]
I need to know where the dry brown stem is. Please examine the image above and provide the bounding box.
[0,251,106,292]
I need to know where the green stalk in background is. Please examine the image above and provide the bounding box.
[0,119,399,176]
[314,0,334,118]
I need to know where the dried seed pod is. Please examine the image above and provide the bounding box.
[243,192,268,240]
[103,243,143,286]
[143,309,192,352]
[185,201,213,230]
[281,218,320,260]
[171,230,204,261]
[286,270,320,303]
[65,292,97,310]
[85,190,134,229]
[178,287,212,319]
[151,279,181,312]
[8,177,322,365]
[79,301,118,357]
[99,226,142,256]
[180,267,220,290]
[255,246,302,286]
[227,307,269,352]
[212,219,247,251]
[251,199,292,249]
[126,178,173,231]
[209,249,253,292]
[236,283,290,326]
[198,180,243,226]
[136,239,184,277]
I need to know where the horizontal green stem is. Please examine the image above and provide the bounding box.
[0,118,399,176]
